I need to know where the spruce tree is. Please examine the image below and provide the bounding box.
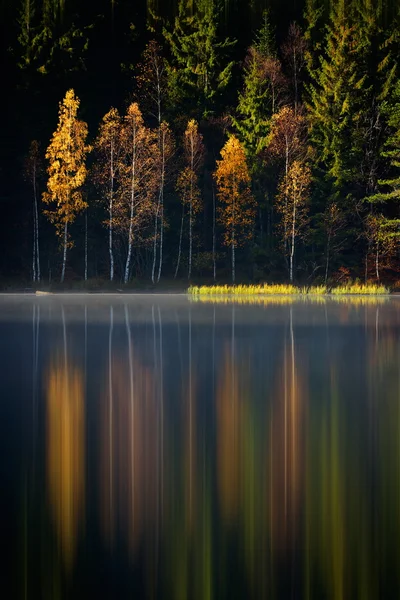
[306,1,366,199]
[369,80,400,206]
[163,0,236,117]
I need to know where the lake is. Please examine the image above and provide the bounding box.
[1,293,400,599]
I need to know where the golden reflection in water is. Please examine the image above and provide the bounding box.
[100,350,158,558]
[269,320,305,555]
[216,344,240,524]
[46,356,85,571]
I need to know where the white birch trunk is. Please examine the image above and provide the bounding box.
[109,143,114,282]
[325,233,331,286]
[151,200,159,284]
[231,181,236,284]
[32,161,40,282]
[61,221,68,283]
[375,246,380,282]
[157,191,164,283]
[84,210,88,281]
[188,185,193,280]
[174,204,185,279]
[157,152,165,283]
[290,202,296,283]
[212,185,216,282]
[124,148,136,285]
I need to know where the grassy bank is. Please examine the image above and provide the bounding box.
[188,283,389,296]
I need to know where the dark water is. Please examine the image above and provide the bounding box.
[2,293,400,599]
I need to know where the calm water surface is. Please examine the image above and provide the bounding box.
[1,293,400,599]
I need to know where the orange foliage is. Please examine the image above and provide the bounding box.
[42,89,90,241]
[117,102,159,245]
[214,135,256,248]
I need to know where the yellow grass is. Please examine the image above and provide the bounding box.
[188,282,389,296]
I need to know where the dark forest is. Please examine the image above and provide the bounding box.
[1,0,400,287]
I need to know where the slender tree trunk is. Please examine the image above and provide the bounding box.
[35,194,40,282]
[32,162,40,282]
[188,180,193,280]
[375,245,380,282]
[124,156,136,285]
[232,237,235,283]
[157,148,165,283]
[84,210,88,281]
[290,204,296,283]
[157,190,164,283]
[32,214,36,283]
[61,221,68,283]
[325,233,331,285]
[212,185,216,282]
[109,149,114,282]
[174,204,185,279]
[152,204,159,284]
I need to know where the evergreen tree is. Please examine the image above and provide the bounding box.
[163,0,236,117]
[232,46,271,157]
[369,80,400,208]
[306,2,366,199]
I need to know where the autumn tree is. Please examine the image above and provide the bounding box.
[276,159,311,282]
[42,89,90,282]
[135,39,168,129]
[214,136,255,282]
[281,22,307,113]
[119,102,158,284]
[175,119,204,279]
[152,121,174,283]
[94,108,123,281]
[266,105,307,252]
[24,140,42,282]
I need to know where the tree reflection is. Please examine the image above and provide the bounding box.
[45,336,85,570]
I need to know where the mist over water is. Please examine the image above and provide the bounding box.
[2,294,400,599]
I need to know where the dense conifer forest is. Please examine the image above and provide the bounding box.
[1,0,400,286]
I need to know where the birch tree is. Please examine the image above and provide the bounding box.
[25,140,42,282]
[153,121,174,283]
[42,89,90,282]
[95,107,123,281]
[135,42,173,283]
[276,159,311,282]
[175,119,204,279]
[214,136,255,283]
[120,102,158,284]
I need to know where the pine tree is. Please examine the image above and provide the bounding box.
[43,89,90,283]
[163,0,236,116]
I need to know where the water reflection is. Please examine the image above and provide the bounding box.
[3,296,400,598]
[46,354,85,570]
